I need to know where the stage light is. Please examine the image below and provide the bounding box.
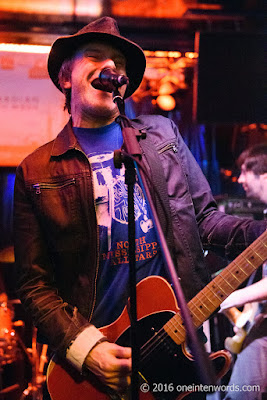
[185,52,198,59]
[0,43,51,54]
[156,95,176,111]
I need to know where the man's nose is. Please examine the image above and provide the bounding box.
[238,174,244,184]
[100,58,116,70]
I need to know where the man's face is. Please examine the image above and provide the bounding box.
[62,41,127,126]
[238,164,266,202]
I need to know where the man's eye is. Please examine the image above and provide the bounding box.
[84,52,99,60]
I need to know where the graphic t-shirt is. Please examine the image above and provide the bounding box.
[74,122,165,327]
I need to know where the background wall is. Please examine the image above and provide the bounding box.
[0,50,68,166]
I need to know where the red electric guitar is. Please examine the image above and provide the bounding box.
[47,230,267,400]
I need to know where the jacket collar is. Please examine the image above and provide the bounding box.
[51,117,148,157]
[51,119,79,156]
[130,119,147,130]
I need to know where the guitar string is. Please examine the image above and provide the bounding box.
[125,238,267,370]
[139,249,265,367]
[138,238,267,369]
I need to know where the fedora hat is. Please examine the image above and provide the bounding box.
[48,16,146,98]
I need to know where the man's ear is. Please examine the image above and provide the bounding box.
[61,76,71,89]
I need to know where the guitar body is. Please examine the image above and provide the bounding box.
[47,276,231,400]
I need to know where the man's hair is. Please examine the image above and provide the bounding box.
[237,142,267,175]
[58,58,74,114]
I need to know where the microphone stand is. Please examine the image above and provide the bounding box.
[112,90,141,400]
[112,87,216,400]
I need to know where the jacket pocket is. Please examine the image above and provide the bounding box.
[157,142,178,155]
[30,176,85,250]
[32,178,75,194]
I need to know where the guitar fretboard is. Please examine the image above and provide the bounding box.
[164,230,267,345]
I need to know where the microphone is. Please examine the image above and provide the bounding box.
[91,68,129,93]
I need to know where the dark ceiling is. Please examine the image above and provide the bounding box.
[0,0,266,51]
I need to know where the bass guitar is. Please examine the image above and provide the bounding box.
[223,301,259,354]
[47,230,267,400]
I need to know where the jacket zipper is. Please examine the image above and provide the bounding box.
[158,143,178,155]
[74,147,99,322]
[33,178,75,194]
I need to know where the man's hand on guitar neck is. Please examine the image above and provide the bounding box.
[220,277,267,311]
[84,341,132,393]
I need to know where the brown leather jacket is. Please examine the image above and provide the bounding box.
[13,115,266,357]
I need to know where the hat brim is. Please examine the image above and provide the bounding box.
[48,31,146,98]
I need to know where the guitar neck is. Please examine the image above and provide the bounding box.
[223,307,242,326]
[164,230,267,345]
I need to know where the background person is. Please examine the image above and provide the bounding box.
[220,142,267,400]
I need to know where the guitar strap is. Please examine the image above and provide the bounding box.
[137,130,175,259]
